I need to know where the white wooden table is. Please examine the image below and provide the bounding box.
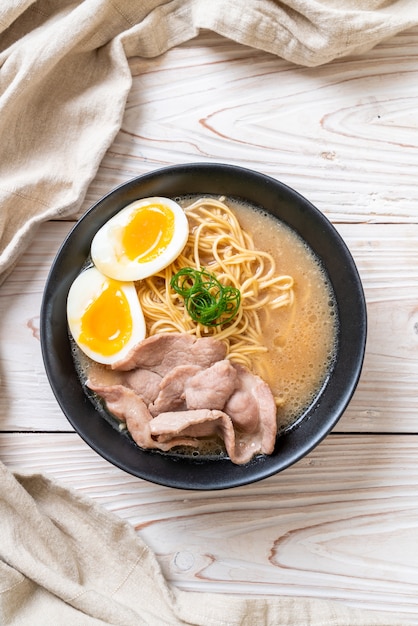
[1,29,418,623]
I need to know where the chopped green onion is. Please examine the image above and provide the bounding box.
[170,267,241,326]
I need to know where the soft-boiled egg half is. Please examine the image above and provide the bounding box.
[90,196,189,281]
[67,266,146,365]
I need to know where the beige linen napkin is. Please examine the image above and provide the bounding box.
[0,461,406,625]
[1,0,418,283]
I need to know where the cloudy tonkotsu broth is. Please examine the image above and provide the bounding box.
[227,199,338,432]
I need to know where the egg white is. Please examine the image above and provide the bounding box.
[90,196,189,281]
[67,266,146,365]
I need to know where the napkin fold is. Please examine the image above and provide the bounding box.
[1,0,418,283]
[0,461,406,625]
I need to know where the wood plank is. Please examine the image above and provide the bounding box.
[77,29,418,223]
[1,221,418,433]
[2,431,418,623]
[334,223,418,431]
[0,222,73,431]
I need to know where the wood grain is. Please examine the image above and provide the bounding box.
[2,431,418,622]
[334,223,418,432]
[79,29,418,223]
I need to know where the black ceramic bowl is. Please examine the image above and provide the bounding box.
[40,163,366,490]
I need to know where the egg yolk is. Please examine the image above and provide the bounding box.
[122,203,175,263]
[79,280,133,356]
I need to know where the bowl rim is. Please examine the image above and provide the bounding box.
[40,162,367,490]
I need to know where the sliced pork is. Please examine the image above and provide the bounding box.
[111,332,227,374]
[149,364,203,416]
[149,408,269,465]
[149,409,224,441]
[86,382,154,449]
[184,359,238,410]
[87,363,162,406]
[87,332,278,464]
[86,382,196,452]
[226,363,277,454]
[123,369,162,405]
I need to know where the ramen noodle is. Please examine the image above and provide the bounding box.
[136,197,295,368]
